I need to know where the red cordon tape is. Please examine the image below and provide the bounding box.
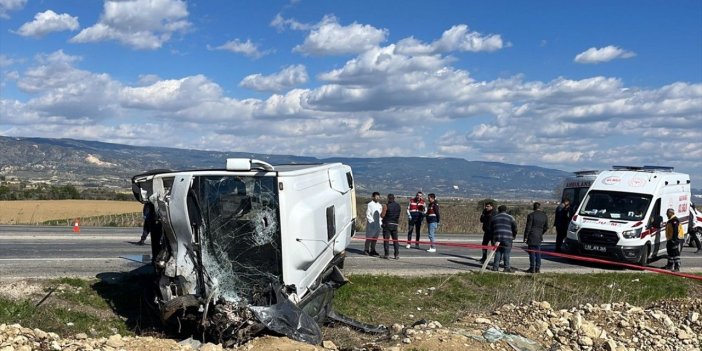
[353,236,702,281]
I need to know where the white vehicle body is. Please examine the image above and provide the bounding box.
[561,170,600,209]
[685,203,702,247]
[131,158,357,342]
[566,166,691,264]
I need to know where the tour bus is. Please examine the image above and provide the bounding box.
[565,166,691,265]
[560,170,600,209]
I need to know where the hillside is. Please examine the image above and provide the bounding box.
[1,136,572,199]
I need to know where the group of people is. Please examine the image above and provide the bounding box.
[479,199,571,273]
[364,191,440,260]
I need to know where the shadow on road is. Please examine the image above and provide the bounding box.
[93,265,164,335]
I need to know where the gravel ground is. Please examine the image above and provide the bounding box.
[1,298,700,351]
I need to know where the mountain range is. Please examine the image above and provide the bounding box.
[0,136,583,199]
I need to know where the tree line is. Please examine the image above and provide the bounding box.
[0,184,133,201]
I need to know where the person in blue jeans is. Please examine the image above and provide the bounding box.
[425,193,440,252]
[490,205,517,272]
[523,202,549,273]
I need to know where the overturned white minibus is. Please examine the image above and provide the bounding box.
[132,158,362,344]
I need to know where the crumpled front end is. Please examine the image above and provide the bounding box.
[133,170,365,345]
[138,174,318,342]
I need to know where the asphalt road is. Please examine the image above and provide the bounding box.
[1,225,700,279]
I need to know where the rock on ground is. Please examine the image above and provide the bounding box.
[0,298,700,351]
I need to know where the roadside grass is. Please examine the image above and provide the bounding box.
[0,272,699,341]
[0,275,162,338]
[332,272,701,327]
[0,297,131,337]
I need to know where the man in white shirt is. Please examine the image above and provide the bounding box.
[365,192,383,256]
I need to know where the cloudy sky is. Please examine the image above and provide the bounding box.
[1,0,701,181]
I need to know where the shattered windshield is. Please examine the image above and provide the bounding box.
[579,191,652,221]
[194,175,282,303]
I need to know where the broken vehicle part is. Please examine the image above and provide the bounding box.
[132,158,370,344]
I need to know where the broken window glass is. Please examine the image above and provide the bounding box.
[194,175,282,304]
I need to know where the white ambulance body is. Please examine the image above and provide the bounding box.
[561,170,600,209]
[566,166,691,265]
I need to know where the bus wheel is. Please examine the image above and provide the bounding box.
[637,245,649,266]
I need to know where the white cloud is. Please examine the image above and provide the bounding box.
[396,24,507,55]
[16,10,79,37]
[210,39,272,59]
[0,54,17,67]
[574,45,636,64]
[3,27,701,181]
[293,15,388,55]
[240,65,308,92]
[0,0,26,19]
[270,13,311,31]
[120,75,223,111]
[70,0,190,50]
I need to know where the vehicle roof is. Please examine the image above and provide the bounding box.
[589,169,690,194]
[134,163,346,180]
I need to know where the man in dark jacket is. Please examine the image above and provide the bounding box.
[665,208,682,271]
[381,194,402,259]
[490,205,518,272]
[479,202,496,262]
[553,198,571,252]
[138,201,156,245]
[523,202,549,273]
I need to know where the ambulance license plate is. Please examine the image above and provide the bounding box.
[583,244,606,252]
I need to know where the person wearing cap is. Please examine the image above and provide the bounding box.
[665,208,683,272]
[406,191,427,249]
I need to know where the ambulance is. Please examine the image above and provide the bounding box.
[565,166,691,265]
[560,170,600,209]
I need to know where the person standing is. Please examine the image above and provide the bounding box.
[490,205,518,272]
[364,192,383,256]
[479,202,496,263]
[689,204,701,254]
[665,208,683,271]
[523,202,549,273]
[425,193,441,253]
[381,194,401,259]
[138,201,156,245]
[554,198,572,252]
[406,191,426,249]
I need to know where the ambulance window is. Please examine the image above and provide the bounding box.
[562,188,576,203]
[648,199,661,227]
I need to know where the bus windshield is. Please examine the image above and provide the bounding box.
[578,191,652,221]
